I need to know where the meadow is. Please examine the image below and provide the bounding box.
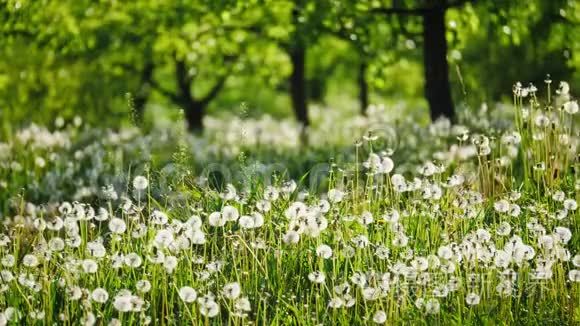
[0,81,578,325]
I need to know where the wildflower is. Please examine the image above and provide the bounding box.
[350,272,367,287]
[496,222,512,236]
[124,253,142,268]
[281,180,297,193]
[373,310,387,324]
[87,241,106,258]
[129,223,146,238]
[223,282,241,299]
[465,293,480,305]
[552,191,565,202]
[433,285,449,298]
[1,270,14,282]
[569,270,580,282]
[91,288,109,303]
[251,212,264,228]
[151,211,169,225]
[494,200,509,213]
[163,256,178,273]
[283,231,300,245]
[95,208,109,221]
[554,227,572,243]
[109,318,121,326]
[22,255,39,268]
[437,246,453,260]
[392,234,409,247]
[109,218,127,234]
[132,176,149,191]
[154,229,174,248]
[415,297,425,309]
[48,238,65,252]
[264,186,279,201]
[136,280,151,293]
[425,298,440,314]
[573,255,580,267]
[327,189,344,203]
[113,294,134,312]
[359,211,374,225]
[375,245,390,259]
[234,297,252,312]
[308,271,325,284]
[508,204,521,217]
[222,205,239,221]
[364,153,382,171]
[382,209,399,223]
[179,287,198,303]
[563,199,577,211]
[563,101,578,114]
[199,301,219,317]
[447,174,465,187]
[534,114,550,127]
[411,257,429,271]
[238,215,255,229]
[328,297,344,309]
[1,255,15,267]
[81,312,96,326]
[316,200,331,213]
[419,161,438,176]
[352,235,369,248]
[81,260,98,273]
[391,173,405,186]
[316,244,333,259]
[556,81,570,95]
[208,212,225,227]
[256,200,271,212]
[221,184,237,201]
[494,251,510,269]
[362,287,381,301]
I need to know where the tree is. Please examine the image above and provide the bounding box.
[369,0,476,122]
[288,2,310,127]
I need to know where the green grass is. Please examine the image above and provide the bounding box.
[0,82,578,325]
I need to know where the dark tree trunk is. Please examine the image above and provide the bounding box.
[289,3,309,127]
[422,8,455,122]
[133,62,154,125]
[358,61,369,115]
[175,59,204,132]
[184,101,205,132]
[289,45,309,127]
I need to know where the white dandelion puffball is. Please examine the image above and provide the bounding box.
[316,244,333,259]
[222,282,241,299]
[373,310,387,324]
[133,175,149,191]
[91,288,109,303]
[465,293,480,305]
[109,218,127,234]
[179,287,198,303]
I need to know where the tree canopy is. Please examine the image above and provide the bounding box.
[1,0,578,132]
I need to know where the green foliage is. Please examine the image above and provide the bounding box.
[0,0,578,129]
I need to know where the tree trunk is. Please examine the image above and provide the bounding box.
[184,101,205,132]
[133,62,154,125]
[422,8,455,122]
[289,44,309,127]
[175,59,204,132]
[289,3,309,127]
[358,61,369,115]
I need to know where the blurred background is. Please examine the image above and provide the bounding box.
[0,0,578,136]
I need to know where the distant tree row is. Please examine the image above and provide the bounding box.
[1,0,577,132]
